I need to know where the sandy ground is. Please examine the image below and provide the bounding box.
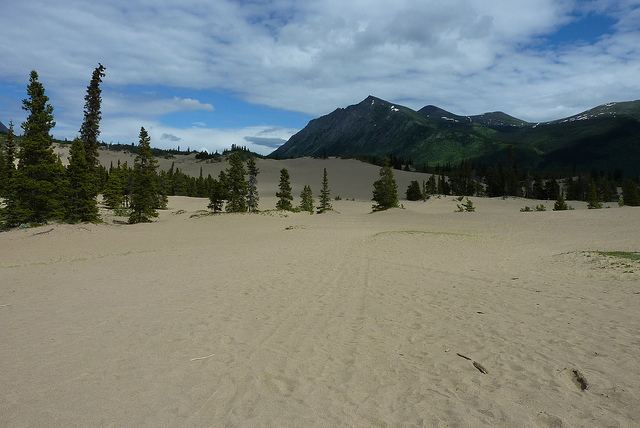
[1,159,640,426]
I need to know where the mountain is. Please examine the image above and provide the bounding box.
[270,97,640,175]
[0,121,9,134]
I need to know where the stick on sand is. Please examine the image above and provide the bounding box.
[190,353,215,362]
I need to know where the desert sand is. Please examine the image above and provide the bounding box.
[1,154,639,427]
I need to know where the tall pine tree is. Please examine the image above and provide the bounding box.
[317,168,332,213]
[372,164,399,211]
[276,168,293,211]
[622,179,640,206]
[79,64,106,181]
[246,157,259,212]
[1,122,16,196]
[9,71,66,226]
[129,127,159,223]
[299,185,314,213]
[65,138,99,222]
[225,152,247,212]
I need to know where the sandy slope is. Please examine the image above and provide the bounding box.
[1,193,638,427]
[53,144,435,200]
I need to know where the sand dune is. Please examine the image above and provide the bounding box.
[54,144,436,200]
[1,192,638,427]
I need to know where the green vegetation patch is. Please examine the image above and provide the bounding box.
[593,251,640,261]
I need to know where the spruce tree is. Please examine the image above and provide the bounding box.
[553,191,569,211]
[129,127,159,223]
[622,179,640,206]
[586,180,602,209]
[65,138,99,222]
[372,164,399,211]
[79,64,106,180]
[317,168,332,213]
[0,122,16,196]
[299,185,314,213]
[10,71,65,226]
[405,180,422,201]
[246,157,259,212]
[225,152,247,212]
[208,179,226,212]
[276,168,293,211]
[103,166,125,209]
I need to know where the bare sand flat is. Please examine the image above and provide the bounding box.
[1,190,640,426]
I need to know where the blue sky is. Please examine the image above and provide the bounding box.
[0,0,639,154]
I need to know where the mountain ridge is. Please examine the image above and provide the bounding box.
[270,96,640,174]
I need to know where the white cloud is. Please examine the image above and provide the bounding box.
[100,117,297,155]
[0,0,639,144]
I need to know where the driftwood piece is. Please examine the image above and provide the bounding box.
[31,228,54,236]
[473,361,488,374]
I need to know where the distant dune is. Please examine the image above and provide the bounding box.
[54,143,435,201]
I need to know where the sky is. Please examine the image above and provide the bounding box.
[0,0,639,154]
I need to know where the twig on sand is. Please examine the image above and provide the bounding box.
[473,361,488,374]
[190,353,215,362]
[31,228,54,236]
[456,353,471,361]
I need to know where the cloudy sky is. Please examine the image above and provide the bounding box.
[0,0,639,154]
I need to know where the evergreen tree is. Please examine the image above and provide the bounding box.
[246,157,259,212]
[276,168,293,211]
[372,164,399,211]
[425,175,437,195]
[299,185,314,213]
[545,179,560,200]
[622,179,640,206]
[405,180,422,201]
[65,138,99,222]
[208,179,226,212]
[586,180,602,209]
[225,152,247,212]
[79,64,106,180]
[103,166,125,209]
[553,191,569,211]
[1,122,16,196]
[9,71,65,226]
[317,168,332,213]
[129,127,159,223]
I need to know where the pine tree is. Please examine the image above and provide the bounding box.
[246,157,259,212]
[317,168,332,213]
[65,138,99,222]
[299,185,314,213]
[405,180,422,201]
[586,180,602,209]
[225,152,247,212]
[208,179,226,212]
[129,127,159,223]
[553,191,569,211]
[79,64,106,181]
[372,164,399,211]
[622,179,640,206]
[1,122,16,196]
[9,71,66,226]
[103,166,125,209]
[276,168,293,211]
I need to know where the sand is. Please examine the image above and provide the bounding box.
[1,156,640,427]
